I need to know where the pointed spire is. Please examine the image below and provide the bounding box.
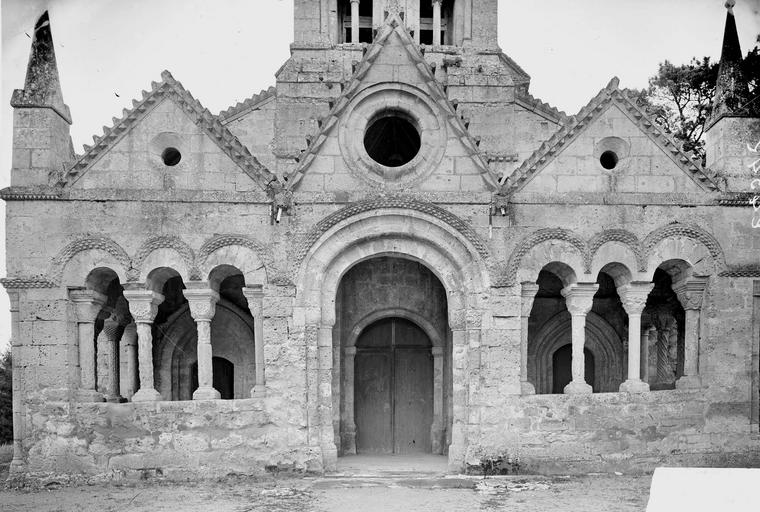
[709,1,756,126]
[10,11,71,123]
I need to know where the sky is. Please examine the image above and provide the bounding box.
[0,0,759,353]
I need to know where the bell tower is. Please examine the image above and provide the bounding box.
[704,0,760,191]
[293,0,498,48]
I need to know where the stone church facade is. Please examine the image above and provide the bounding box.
[3,1,759,479]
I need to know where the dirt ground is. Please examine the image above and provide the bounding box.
[0,472,652,512]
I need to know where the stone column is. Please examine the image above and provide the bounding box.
[350,0,360,43]
[618,282,654,393]
[318,324,338,468]
[560,283,598,394]
[123,288,164,402]
[6,290,23,470]
[70,288,107,402]
[243,286,265,396]
[641,326,655,384]
[185,286,220,400]
[121,322,138,399]
[101,315,125,402]
[673,276,708,389]
[432,0,442,45]
[342,346,357,454]
[448,327,468,470]
[520,282,539,395]
[430,346,444,454]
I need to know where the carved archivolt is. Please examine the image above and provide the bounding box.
[197,234,285,284]
[45,233,277,287]
[291,197,492,270]
[642,223,726,268]
[48,235,131,284]
[130,235,198,281]
[505,223,726,286]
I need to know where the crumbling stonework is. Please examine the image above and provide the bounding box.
[2,1,759,481]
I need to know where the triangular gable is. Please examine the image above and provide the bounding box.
[60,71,279,194]
[218,86,277,123]
[502,77,721,195]
[286,13,498,191]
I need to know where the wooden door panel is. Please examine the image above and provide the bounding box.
[394,349,433,453]
[355,351,392,453]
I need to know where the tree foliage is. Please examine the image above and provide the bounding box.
[0,349,12,445]
[636,44,760,162]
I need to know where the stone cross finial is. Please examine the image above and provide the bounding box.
[725,0,735,13]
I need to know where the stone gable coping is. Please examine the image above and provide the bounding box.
[217,86,277,123]
[502,77,722,195]
[514,90,568,124]
[60,70,281,196]
[285,12,498,191]
[497,53,531,86]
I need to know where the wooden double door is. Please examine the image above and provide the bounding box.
[355,317,433,454]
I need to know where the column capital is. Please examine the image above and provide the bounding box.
[431,0,443,4]
[431,346,444,357]
[242,285,264,301]
[561,283,598,316]
[69,288,107,322]
[672,275,709,310]
[184,286,219,322]
[344,346,357,356]
[123,288,164,323]
[350,0,360,4]
[617,281,654,316]
[520,281,539,316]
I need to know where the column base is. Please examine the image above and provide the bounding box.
[322,442,338,471]
[106,394,127,403]
[563,380,592,394]
[447,443,466,472]
[193,386,221,400]
[676,375,702,389]
[250,385,267,397]
[9,457,25,474]
[619,379,650,393]
[341,426,357,455]
[520,381,536,395]
[132,388,162,402]
[76,389,105,402]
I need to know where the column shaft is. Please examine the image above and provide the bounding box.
[618,283,652,393]
[561,284,597,394]
[243,287,265,396]
[520,282,538,394]
[124,288,163,402]
[673,276,707,389]
[133,322,161,401]
[343,347,357,455]
[432,0,442,45]
[350,0,360,43]
[121,323,138,399]
[7,291,23,470]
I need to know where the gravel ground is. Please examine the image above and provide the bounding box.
[0,473,652,512]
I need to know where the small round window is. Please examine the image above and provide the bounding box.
[162,147,182,166]
[363,110,421,167]
[600,150,619,170]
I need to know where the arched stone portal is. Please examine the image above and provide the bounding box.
[337,257,449,455]
[294,208,490,471]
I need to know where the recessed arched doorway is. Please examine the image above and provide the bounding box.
[355,317,433,454]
